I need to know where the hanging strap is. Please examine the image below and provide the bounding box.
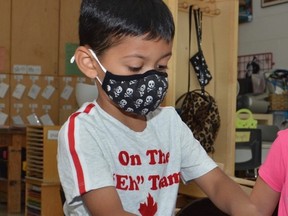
[194,8,204,94]
[188,6,204,92]
[175,6,207,105]
[194,8,203,52]
[188,5,193,92]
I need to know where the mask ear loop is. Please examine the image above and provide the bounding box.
[70,49,107,84]
[88,49,107,85]
[88,49,107,72]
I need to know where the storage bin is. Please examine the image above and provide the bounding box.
[269,93,288,111]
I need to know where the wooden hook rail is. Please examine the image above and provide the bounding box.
[178,0,221,16]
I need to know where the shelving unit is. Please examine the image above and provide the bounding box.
[26,125,60,183]
[25,179,62,216]
[0,127,26,213]
[25,125,62,216]
[238,113,273,125]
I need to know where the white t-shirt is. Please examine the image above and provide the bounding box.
[57,102,217,216]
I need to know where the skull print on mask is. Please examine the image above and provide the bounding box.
[89,49,169,115]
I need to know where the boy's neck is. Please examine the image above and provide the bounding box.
[96,93,147,132]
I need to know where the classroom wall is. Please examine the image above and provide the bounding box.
[238,0,288,69]
[175,0,239,175]
[0,0,89,127]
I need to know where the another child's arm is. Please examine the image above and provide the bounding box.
[194,167,261,216]
[250,176,280,216]
[82,186,137,216]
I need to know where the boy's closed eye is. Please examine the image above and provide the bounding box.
[157,65,168,72]
[128,66,142,73]
[127,65,168,73]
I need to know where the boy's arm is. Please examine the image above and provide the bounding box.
[194,167,260,216]
[250,176,280,216]
[82,186,137,216]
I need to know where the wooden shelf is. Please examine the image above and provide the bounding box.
[25,178,62,216]
[26,125,60,183]
[25,125,62,216]
[239,113,273,125]
[0,127,26,213]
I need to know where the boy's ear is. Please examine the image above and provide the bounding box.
[74,46,98,78]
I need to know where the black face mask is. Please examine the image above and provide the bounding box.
[90,49,169,115]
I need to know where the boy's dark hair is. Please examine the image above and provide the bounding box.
[79,0,175,56]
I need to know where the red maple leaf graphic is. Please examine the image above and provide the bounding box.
[138,193,158,216]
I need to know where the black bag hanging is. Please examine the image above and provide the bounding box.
[176,6,220,153]
[189,7,212,91]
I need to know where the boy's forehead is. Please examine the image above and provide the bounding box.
[114,35,172,48]
[112,34,172,44]
[108,36,172,55]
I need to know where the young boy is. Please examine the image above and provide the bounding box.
[57,0,260,215]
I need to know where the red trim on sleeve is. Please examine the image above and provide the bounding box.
[67,103,95,194]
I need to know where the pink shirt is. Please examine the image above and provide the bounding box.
[259,129,288,216]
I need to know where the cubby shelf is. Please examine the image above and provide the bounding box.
[25,125,62,216]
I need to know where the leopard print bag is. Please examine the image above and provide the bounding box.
[177,90,221,153]
[176,7,221,153]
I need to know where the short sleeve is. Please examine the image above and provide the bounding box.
[57,113,114,205]
[178,119,217,183]
[259,129,288,192]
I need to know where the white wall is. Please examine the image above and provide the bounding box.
[238,0,288,69]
